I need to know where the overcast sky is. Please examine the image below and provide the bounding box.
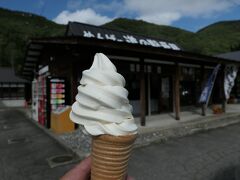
[0,0,240,32]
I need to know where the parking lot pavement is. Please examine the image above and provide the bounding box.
[0,108,78,180]
[128,123,240,180]
[2,107,240,180]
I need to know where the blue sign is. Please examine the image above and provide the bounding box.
[199,64,221,104]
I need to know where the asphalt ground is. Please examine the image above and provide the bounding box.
[1,107,240,180]
[128,123,240,180]
[0,108,78,180]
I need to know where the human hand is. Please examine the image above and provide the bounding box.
[60,156,91,180]
[60,156,134,180]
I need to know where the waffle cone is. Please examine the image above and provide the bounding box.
[91,134,137,180]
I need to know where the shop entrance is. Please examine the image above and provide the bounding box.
[180,81,196,106]
[112,61,173,116]
[149,74,173,115]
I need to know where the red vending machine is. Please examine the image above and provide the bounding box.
[38,75,47,126]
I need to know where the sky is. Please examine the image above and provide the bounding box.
[0,0,240,32]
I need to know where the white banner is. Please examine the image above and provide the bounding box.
[224,64,238,99]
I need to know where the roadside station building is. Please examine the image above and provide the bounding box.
[22,22,240,127]
[0,67,29,107]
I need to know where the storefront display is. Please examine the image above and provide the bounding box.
[33,73,67,128]
[49,78,66,111]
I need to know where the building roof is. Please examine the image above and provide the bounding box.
[22,22,240,80]
[0,67,28,83]
[66,22,181,51]
[216,51,240,62]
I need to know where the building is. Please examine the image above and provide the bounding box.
[22,22,240,127]
[0,67,29,107]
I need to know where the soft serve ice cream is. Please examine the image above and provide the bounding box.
[70,53,137,136]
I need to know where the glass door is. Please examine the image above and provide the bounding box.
[150,74,172,114]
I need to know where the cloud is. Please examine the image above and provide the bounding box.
[67,0,82,10]
[66,0,125,16]
[53,8,113,25]
[137,12,181,25]
[53,0,240,26]
[124,0,240,25]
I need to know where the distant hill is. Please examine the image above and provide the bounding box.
[0,8,240,72]
[103,18,240,55]
[0,8,65,71]
[103,18,198,52]
[196,20,240,54]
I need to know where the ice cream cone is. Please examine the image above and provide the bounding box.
[69,53,138,179]
[91,134,137,180]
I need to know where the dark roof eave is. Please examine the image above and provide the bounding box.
[28,36,240,64]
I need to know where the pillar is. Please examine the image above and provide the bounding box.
[200,65,206,116]
[174,64,180,120]
[221,64,226,113]
[140,58,146,126]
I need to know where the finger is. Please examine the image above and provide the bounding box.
[126,176,135,180]
[60,156,91,180]
[125,174,135,180]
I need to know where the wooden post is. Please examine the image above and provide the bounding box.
[71,62,79,130]
[147,73,151,116]
[174,64,180,120]
[140,58,146,126]
[221,64,226,113]
[201,104,206,116]
[200,65,206,116]
[222,100,226,113]
[71,62,78,104]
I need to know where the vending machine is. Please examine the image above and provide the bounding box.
[36,75,67,128]
[31,79,38,121]
[46,77,66,128]
[37,75,47,126]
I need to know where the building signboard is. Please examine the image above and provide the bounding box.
[67,22,181,51]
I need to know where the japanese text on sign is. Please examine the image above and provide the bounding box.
[83,30,181,51]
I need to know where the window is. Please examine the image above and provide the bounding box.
[0,83,25,99]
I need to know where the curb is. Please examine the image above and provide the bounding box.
[19,108,86,159]
[134,113,240,148]
[20,108,240,157]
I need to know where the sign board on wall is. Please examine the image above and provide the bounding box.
[67,22,181,51]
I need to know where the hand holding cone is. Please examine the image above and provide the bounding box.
[70,53,138,180]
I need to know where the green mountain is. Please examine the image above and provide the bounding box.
[0,8,65,70]
[103,18,197,52]
[103,18,240,55]
[196,20,240,54]
[0,8,240,72]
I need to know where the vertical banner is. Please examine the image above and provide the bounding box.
[199,64,221,104]
[224,64,238,100]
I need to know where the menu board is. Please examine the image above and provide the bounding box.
[50,78,66,111]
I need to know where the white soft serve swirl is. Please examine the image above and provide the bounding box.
[70,53,137,136]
